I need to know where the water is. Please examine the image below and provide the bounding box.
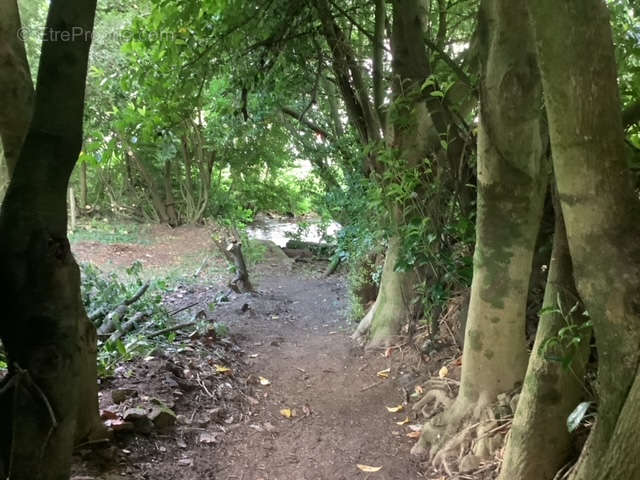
[246,217,341,248]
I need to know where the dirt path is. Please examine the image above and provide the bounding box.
[70,227,424,480]
[213,273,420,480]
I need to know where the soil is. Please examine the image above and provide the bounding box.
[69,227,433,480]
[72,225,217,275]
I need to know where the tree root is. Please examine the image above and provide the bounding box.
[412,387,452,418]
[411,389,517,476]
[351,300,377,346]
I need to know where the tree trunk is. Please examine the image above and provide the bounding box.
[68,187,77,232]
[79,159,88,210]
[0,0,34,177]
[352,236,416,348]
[411,0,547,465]
[163,159,179,226]
[129,149,170,224]
[0,1,102,478]
[527,1,640,479]
[498,189,591,480]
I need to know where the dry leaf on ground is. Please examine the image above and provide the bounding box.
[215,364,232,374]
[280,408,296,418]
[356,464,383,472]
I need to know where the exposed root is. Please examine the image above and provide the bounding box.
[351,300,377,346]
[412,387,452,418]
[412,390,518,477]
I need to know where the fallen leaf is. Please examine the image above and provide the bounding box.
[406,431,421,438]
[438,366,449,379]
[384,347,393,358]
[377,368,391,378]
[215,364,232,374]
[259,376,271,386]
[303,404,312,416]
[408,424,422,431]
[415,385,424,395]
[396,417,410,426]
[357,464,383,472]
[386,405,404,413]
[280,408,296,418]
[248,354,259,358]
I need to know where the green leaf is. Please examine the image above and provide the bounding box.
[567,401,592,433]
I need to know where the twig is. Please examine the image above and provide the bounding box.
[168,302,199,316]
[147,321,197,339]
[360,380,384,392]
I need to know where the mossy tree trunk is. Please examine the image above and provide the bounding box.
[354,0,437,348]
[353,236,417,347]
[412,0,547,462]
[498,189,591,480]
[0,1,101,479]
[528,1,640,478]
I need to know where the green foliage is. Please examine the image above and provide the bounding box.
[540,295,593,369]
[81,261,171,376]
[97,335,157,377]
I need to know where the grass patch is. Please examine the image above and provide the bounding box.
[70,219,151,245]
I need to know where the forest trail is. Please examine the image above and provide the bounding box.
[212,273,420,480]
[70,229,422,480]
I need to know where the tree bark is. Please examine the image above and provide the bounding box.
[163,159,179,226]
[498,189,591,480]
[527,1,640,479]
[412,0,547,463]
[129,149,171,224]
[0,1,102,478]
[79,159,88,209]
[352,236,416,347]
[0,0,34,177]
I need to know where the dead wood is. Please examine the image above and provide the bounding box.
[97,282,150,335]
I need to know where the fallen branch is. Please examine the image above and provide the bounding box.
[147,321,197,339]
[193,256,210,277]
[97,282,150,335]
[108,311,147,343]
[168,301,199,317]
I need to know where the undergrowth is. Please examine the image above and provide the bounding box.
[81,261,228,377]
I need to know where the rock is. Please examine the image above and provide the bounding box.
[151,397,176,409]
[111,388,137,404]
[123,407,153,434]
[150,406,177,429]
[123,408,147,422]
[459,453,481,473]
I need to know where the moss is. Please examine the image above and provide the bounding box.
[468,329,484,351]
